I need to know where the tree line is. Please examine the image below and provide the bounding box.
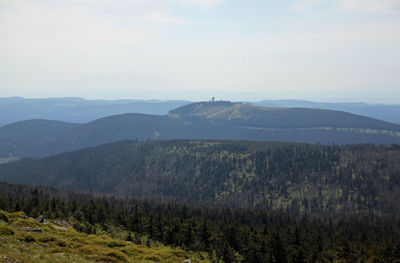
[0,181,399,263]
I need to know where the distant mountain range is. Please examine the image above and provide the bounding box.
[0,97,190,126]
[1,97,399,126]
[0,101,399,159]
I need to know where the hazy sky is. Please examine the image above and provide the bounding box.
[1,0,399,103]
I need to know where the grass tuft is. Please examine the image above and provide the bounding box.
[0,210,10,222]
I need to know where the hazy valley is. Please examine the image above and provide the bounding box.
[1,101,399,159]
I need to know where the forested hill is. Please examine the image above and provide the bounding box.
[169,101,400,130]
[1,101,400,158]
[252,99,400,124]
[1,140,399,216]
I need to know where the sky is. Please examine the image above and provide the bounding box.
[0,0,399,103]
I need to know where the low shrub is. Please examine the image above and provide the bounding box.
[20,234,35,243]
[144,255,161,262]
[0,226,14,236]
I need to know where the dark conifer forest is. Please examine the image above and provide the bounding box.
[1,140,400,262]
[0,181,399,263]
[1,140,400,216]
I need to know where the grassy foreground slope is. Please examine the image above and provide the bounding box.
[0,210,209,263]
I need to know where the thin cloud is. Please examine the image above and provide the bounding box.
[0,1,152,57]
[291,0,328,13]
[176,0,225,8]
[336,0,400,15]
[69,0,225,9]
[292,0,400,15]
[135,12,184,24]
